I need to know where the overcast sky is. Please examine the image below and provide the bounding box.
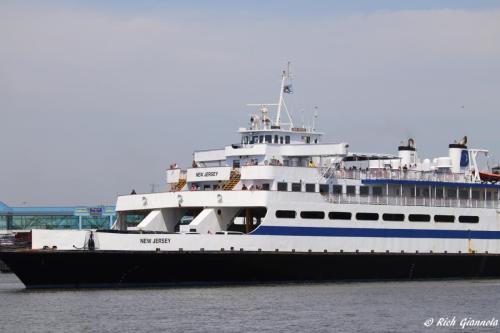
[1,1,500,206]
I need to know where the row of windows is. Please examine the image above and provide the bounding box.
[275,210,479,223]
[277,184,386,195]
[243,135,291,145]
[278,182,329,193]
[293,184,499,198]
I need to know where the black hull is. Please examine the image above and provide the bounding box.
[1,250,500,288]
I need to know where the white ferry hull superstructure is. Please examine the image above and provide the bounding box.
[2,67,500,288]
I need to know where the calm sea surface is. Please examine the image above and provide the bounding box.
[0,273,499,333]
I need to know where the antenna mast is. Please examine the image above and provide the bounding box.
[312,106,318,132]
[276,68,287,126]
[275,62,294,128]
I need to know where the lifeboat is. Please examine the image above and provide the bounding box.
[479,171,500,183]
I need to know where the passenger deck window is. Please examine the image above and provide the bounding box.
[359,186,369,196]
[276,210,296,218]
[329,212,351,220]
[300,211,325,219]
[356,213,379,221]
[277,182,288,191]
[459,216,479,223]
[459,189,469,199]
[274,135,278,143]
[346,186,356,196]
[291,183,301,192]
[372,187,383,196]
[305,184,316,192]
[446,189,457,198]
[285,136,290,144]
[383,213,404,222]
[319,184,329,194]
[332,185,342,194]
[409,214,431,222]
[280,137,284,144]
[434,215,455,223]
[265,135,272,143]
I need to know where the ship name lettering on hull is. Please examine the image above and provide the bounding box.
[196,171,218,177]
[140,238,171,244]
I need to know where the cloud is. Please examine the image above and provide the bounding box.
[1,3,499,205]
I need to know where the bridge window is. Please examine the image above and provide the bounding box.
[276,210,296,218]
[459,216,479,224]
[280,136,284,144]
[265,135,272,143]
[319,184,329,194]
[356,213,379,221]
[305,184,316,192]
[383,213,405,222]
[409,214,431,222]
[274,135,278,143]
[291,183,301,192]
[285,136,290,144]
[301,211,325,219]
[259,135,264,143]
[434,215,455,223]
[277,182,288,191]
[329,212,351,220]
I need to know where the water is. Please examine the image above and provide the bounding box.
[1,273,499,333]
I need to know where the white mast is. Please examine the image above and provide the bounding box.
[312,106,318,132]
[275,62,294,128]
[249,64,294,129]
[275,69,287,126]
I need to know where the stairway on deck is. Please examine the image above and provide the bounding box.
[223,170,241,190]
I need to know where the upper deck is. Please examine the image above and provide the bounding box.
[161,66,499,208]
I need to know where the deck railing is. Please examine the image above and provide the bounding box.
[325,194,500,209]
[331,169,466,183]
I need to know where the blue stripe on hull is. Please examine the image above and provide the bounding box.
[252,226,500,239]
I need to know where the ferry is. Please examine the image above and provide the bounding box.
[2,67,500,288]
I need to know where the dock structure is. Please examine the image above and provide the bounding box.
[0,202,117,232]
